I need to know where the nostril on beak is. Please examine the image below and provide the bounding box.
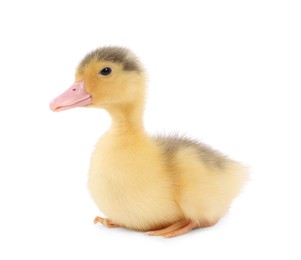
[72,88,77,92]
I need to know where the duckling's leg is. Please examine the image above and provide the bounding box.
[94,216,120,228]
[147,219,195,238]
[147,219,218,238]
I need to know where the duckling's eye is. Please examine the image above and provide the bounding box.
[99,67,112,76]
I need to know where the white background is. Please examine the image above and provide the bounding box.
[0,0,300,259]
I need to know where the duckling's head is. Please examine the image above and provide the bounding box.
[50,46,145,112]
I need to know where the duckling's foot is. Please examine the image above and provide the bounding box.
[147,219,196,238]
[94,216,120,228]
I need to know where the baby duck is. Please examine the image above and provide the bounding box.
[50,46,248,238]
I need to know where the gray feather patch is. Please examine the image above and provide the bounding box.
[78,46,142,72]
[154,133,229,168]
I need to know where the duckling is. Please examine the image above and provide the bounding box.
[50,46,248,238]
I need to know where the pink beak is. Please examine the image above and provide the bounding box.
[50,81,92,112]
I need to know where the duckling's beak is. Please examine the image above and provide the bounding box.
[50,81,92,112]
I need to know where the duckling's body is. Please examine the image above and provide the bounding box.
[50,46,248,237]
[89,130,182,231]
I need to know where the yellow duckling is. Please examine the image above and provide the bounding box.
[50,46,248,238]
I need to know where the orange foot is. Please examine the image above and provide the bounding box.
[94,216,120,228]
[147,219,217,238]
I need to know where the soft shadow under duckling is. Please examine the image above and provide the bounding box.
[50,46,248,238]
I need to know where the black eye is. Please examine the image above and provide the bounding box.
[99,67,112,76]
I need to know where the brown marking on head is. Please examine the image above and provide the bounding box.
[78,46,143,73]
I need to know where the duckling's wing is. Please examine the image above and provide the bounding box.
[153,133,230,168]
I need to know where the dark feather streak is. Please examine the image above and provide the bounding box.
[154,133,229,168]
[78,46,142,72]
